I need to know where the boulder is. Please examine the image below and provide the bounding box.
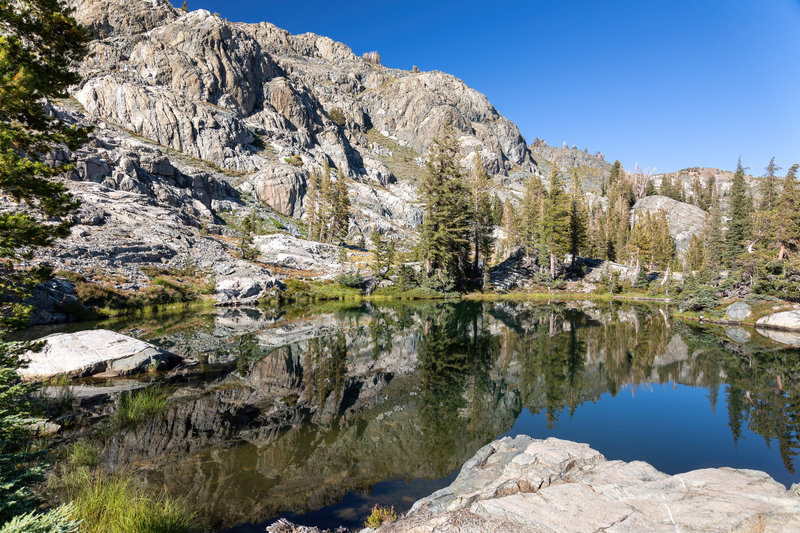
[19,330,182,380]
[377,436,800,533]
[755,310,800,331]
[215,276,285,305]
[725,301,752,321]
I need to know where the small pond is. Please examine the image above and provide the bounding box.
[26,301,800,531]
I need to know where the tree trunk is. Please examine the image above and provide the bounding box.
[550,253,556,279]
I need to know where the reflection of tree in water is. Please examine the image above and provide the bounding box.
[417,302,497,472]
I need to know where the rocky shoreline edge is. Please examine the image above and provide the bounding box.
[269,436,800,533]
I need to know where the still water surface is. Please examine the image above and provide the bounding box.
[34,301,800,531]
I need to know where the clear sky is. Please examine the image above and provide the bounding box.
[171,0,800,175]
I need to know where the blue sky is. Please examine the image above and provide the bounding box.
[172,1,800,174]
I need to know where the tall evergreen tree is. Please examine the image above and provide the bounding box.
[469,151,494,272]
[686,234,705,271]
[773,164,800,260]
[724,159,753,264]
[607,160,621,193]
[498,198,517,261]
[519,174,544,252]
[0,0,89,521]
[758,157,780,211]
[330,170,351,243]
[317,162,332,242]
[541,166,571,277]
[568,171,588,267]
[418,126,472,282]
[703,200,725,271]
[305,168,319,240]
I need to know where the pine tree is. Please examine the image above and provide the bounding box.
[317,162,332,241]
[180,0,188,11]
[773,164,800,259]
[541,166,571,277]
[499,198,517,260]
[703,200,725,271]
[758,157,780,211]
[607,160,621,193]
[371,229,390,278]
[469,151,494,272]
[568,171,588,267]
[239,211,257,259]
[330,170,351,243]
[686,233,705,271]
[418,125,472,282]
[724,159,753,265]
[491,193,503,225]
[519,174,544,252]
[305,168,319,240]
[0,2,89,521]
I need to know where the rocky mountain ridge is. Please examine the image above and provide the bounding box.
[16,0,770,316]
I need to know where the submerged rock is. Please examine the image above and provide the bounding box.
[375,436,800,532]
[19,330,181,380]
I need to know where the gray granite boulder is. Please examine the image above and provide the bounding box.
[725,301,752,321]
[756,310,800,331]
[376,436,800,533]
[19,330,181,380]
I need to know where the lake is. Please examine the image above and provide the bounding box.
[35,300,800,531]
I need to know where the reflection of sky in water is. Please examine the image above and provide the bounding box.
[230,382,799,531]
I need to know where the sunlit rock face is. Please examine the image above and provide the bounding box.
[55,301,799,529]
[383,436,800,533]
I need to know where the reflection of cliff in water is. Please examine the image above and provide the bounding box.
[84,301,800,529]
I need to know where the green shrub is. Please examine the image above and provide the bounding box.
[364,505,396,528]
[0,504,80,533]
[329,107,346,127]
[284,154,303,167]
[115,388,168,429]
[336,270,364,288]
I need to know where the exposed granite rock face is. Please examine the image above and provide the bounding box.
[756,310,800,345]
[19,329,182,380]
[377,436,800,533]
[632,195,708,253]
[725,301,753,321]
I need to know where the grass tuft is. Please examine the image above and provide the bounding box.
[115,388,168,429]
[64,471,193,533]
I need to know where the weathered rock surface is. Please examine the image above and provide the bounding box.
[756,310,800,331]
[725,301,753,321]
[376,436,800,533]
[19,330,181,380]
[632,195,708,253]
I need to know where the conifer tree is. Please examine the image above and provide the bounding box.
[541,166,571,277]
[758,157,780,211]
[469,151,494,271]
[239,211,257,259]
[330,170,351,243]
[773,164,800,260]
[305,168,319,240]
[519,174,544,252]
[317,162,332,241]
[724,159,753,264]
[371,229,394,278]
[418,125,472,282]
[491,193,503,225]
[568,171,588,267]
[180,0,188,11]
[686,234,705,271]
[703,200,725,271]
[498,199,517,261]
[702,175,716,210]
[608,160,621,192]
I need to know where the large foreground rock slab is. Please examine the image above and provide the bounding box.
[376,436,800,533]
[20,330,181,380]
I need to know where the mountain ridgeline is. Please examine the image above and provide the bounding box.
[14,0,798,311]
